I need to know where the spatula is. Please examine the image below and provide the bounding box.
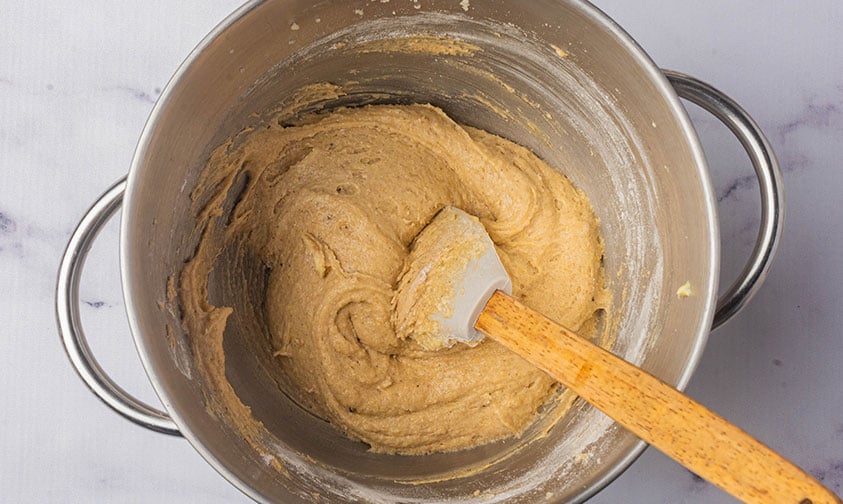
[394,206,840,504]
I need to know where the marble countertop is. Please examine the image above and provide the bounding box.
[2,1,841,502]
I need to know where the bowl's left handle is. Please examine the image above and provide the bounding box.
[56,176,181,436]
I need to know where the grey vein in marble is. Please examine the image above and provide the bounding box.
[104,85,163,105]
[777,98,843,145]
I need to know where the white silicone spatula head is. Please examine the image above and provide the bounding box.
[392,206,510,350]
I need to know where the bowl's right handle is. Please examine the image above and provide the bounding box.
[664,70,785,330]
[56,176,181,436]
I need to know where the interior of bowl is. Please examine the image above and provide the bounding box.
[123,1,717,503]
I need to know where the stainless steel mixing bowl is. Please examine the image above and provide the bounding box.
[57,1,783,502]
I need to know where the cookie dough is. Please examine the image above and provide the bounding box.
[180,104,608,454]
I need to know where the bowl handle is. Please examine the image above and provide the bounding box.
[56,176,181,436]
[664,70,784,330]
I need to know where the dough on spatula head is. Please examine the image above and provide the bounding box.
[392,206,511,350]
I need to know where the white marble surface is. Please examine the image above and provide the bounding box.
[2,1,841,502]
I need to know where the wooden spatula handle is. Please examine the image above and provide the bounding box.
[476,291,841,504]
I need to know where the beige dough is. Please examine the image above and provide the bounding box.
[179,104,608,455]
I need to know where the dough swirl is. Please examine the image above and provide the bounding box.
[180,104,607,454]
